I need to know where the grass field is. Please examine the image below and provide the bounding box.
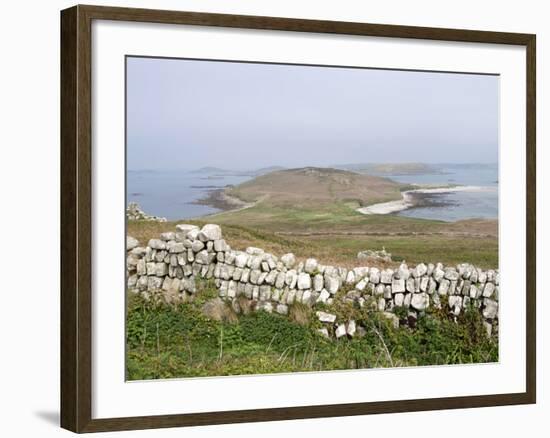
[126,279,498,380]
[128,204,498,269]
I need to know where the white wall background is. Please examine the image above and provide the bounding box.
[0,0,546,436]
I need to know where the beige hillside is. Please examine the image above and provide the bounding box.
[226,167,406,208]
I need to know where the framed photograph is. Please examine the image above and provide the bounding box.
[60,4,536,433]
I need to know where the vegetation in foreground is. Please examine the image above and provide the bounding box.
[126,279,498,380]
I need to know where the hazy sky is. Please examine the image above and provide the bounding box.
[127,56,499,170]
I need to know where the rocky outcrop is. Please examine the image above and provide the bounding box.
[126,202,167,222]
[127,224,499,339]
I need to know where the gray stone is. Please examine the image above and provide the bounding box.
[304,258,318,274]
[194,250,209,264]
[275,272,286,289]
[482,299,498,319]
[285,270,298,288]
[317,328,330,338]
[426,263,435,276]
[369,268,380,284]
[392,292,404,307]
[175,224,199,235]
[397,263,410,280]
[316,311,337,323]
[257,272,268,285]
[411,292,429,311]
[276,304,289,315]
[444,268,459,281]
[346,270,356,284]
[213,239,227,252]
[191,240,205,252]
[136,259,146,276]
[154,262,168,276]
[246,246,264,256]
[380,269,393,284]
[198,224,222,241]
[232,267,243,281]
[427,278,437,294]
[335,324,347,338]
[353,266,369,279]
[483,282,495,298]
[356,279,367,291]
[478,270,487,284]
[265,270,278,285]
[136,276,148,291]
[126,236,139,251]
[297,273,312,290]
[313,274,324,292]
[448,295,462,309]
[433,266,445,282]
[316,289,330,304]
[259,285,271,301]
[127,274,137,288]
[148,239,166,250]
[147,276,163,290]
[160,232,176,241]
[324,275,339,294]
[438,279,450,295]
[167,241,185,253]
[235,253,249,268]
[280,253,296,269]
[391,278,405,293]
[414,263,427,278]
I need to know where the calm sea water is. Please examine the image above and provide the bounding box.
[127,170,253,220]
[127,163,498,222]
[387,163,498,222]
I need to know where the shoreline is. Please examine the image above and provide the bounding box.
[192,188,256,216]
[357,185,487,215]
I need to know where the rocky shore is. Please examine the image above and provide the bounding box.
[192,188,254,212]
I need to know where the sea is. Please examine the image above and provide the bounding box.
[385,163,498,222]
[127,163,498,222]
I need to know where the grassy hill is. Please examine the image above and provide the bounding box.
[225,167,406,207]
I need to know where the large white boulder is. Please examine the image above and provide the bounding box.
[126,236,139,251]
[198,224,222,241]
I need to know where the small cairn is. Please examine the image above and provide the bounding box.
[126,202,167,222]
[357,247,392,264]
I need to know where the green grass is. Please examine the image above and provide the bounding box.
[126,281,498,380]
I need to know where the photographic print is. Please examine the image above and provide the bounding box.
[125,56,499,380]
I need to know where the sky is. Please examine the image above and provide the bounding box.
[126,56,499,171]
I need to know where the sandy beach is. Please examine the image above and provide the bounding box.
[357,186,487,215]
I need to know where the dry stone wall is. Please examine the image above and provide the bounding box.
[127,224,499,338]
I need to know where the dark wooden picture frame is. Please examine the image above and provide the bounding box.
[60,4,536,433]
